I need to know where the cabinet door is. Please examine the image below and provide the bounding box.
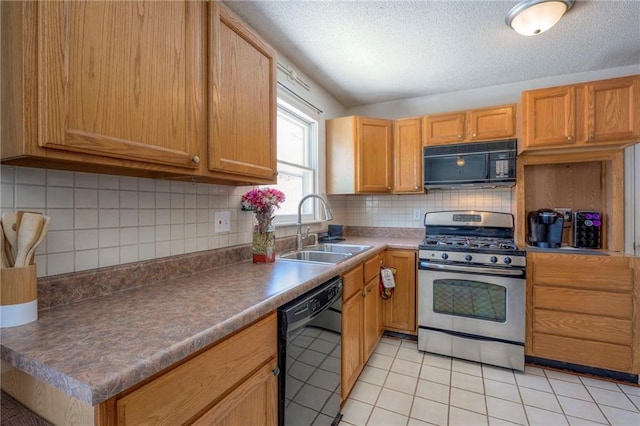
[209,2,277,181]
[341,292,363,401]
[383,250,417,333]
[38,1,203,169]
[585,76,640,144]
[422,113,466,145]
[468,105,515,141]
[523,86,576,148]
[193,360,278,426]
[356,117,393,193]
[393,118,423,193]
[363,277,380,361]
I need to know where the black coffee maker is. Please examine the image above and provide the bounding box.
[528,209,564,248]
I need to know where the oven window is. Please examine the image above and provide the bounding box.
[433,279,506,322]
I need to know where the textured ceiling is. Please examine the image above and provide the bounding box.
[223,0,640,107]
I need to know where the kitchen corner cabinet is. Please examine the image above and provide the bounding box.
[526,253,638,375]
[393,117,423,193]
[382,250,417,334]
[327,116,393,194]
[521,75,640,153]
[422,104,515,146]
[96,313,277,425]
[1,1,277,185]
[341,254,384,401]
[208,2,277,182]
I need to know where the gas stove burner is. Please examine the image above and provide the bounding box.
[422,235,517,252]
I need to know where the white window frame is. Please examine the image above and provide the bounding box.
[271,98,319,225]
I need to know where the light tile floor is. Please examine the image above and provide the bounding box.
[340,337,640,426]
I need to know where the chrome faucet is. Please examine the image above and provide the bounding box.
[296,194,334,250]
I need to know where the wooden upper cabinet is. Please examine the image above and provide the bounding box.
[468,105,515,141]
[423,104,515,146]
[584,76,640,144]
[522,85,576,149]
[422,112,466,145]
[521,75,640,153]
[326,116,392,194]
[208,2,277,182]
[38,1,204,170]
[393,117,423,193]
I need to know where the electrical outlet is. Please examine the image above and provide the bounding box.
[413,209,421,220]
[554,208,572,222]
[214,211,230,233]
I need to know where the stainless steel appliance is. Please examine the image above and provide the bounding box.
[423,139,516,189]
[527,209,564,248]
[278,277,343,426]
[417,211,526,370]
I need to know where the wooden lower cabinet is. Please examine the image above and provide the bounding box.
[341,254,385,401]
[341,264,364,401]
[97,313,277,425]
[382,250,417,334]
[527,252,638,374]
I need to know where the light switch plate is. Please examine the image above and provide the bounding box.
[214,211,230,233]
[413,209,421,220]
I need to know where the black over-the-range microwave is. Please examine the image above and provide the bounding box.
[423,139,517,189]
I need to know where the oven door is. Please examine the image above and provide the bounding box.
[418,262,525,344]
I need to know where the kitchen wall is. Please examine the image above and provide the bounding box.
[329,189,514,228]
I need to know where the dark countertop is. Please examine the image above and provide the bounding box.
[0,237,419,406]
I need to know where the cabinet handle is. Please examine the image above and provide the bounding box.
[567,136,574,142]
[361,291,366,298]
[191,155,200,164]
[367,288,372,293]
[272,367,280,376]
[589,133,595,140]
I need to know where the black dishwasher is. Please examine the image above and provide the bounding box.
[277,276,343,426]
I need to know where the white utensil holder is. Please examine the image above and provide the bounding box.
[1,265,37,327]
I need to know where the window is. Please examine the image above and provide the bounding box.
[271,99,318,224]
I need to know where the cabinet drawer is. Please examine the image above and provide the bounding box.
[116,313,276,425]
[533,309,632,345]
[364,255,380,283]
[533,286,632,319]
[532,333,631,372]
[532,256,633,292]
[343,265,364,300]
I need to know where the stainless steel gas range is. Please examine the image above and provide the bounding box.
[417,210,526,371]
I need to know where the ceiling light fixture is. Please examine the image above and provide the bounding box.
[506,0,574,36]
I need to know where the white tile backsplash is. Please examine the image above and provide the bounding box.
[1,166,515,277]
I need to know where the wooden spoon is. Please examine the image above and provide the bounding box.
[2,212,17,263]
[25,215,50,266]
[14,212,43,268]
[0,221,8,268]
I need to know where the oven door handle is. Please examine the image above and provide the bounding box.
[419,261,525,277]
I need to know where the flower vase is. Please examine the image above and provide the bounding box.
[253,214,275,263]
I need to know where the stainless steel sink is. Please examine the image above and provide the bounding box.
[279,250,352,264]
[308,243,372,254]
[278,243,372,264]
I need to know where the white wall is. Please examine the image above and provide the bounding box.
[346,65,640,118]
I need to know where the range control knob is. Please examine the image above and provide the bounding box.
[503,257,512,265]
[464,254,472,262]
[310,299,320,313]
[490,256,498,263]
[441,253,449,260]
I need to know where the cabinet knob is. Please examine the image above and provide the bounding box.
[414,186,419,190]
[567,136,574,142]
[472,133,477,138]
[191,155,200,164]
[589,133,595,140]
[387,186,391,190]
[272,367,280,376]
[457,134,463,139]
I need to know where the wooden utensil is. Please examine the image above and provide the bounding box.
[25,215,50,266]
[0,221,8,268]
[1,212,17,266]
[14,213,43,268]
